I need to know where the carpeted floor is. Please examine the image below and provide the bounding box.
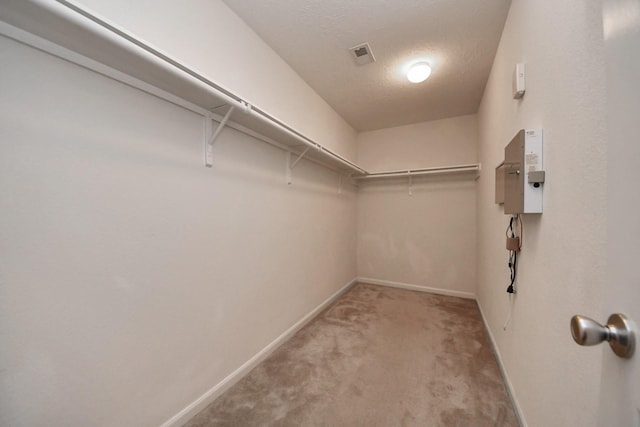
[184,283,519,427]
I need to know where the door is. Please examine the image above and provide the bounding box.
[598,1,640,425]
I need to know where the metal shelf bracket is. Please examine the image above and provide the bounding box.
[286,147,311,185]
[205,106,235,167]
[291,147,311,170]
[408,172,413,196]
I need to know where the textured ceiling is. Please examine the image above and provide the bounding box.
[222,0,511,132]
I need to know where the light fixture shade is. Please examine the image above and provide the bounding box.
[407,62,432,83]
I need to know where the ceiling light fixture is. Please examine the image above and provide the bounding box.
[407,62,432,83]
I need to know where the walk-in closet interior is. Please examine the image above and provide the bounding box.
[2,1,637,426]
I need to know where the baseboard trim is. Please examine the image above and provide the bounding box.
[476,299,526,427]
[160,277,358,427]
[357,277,475,300]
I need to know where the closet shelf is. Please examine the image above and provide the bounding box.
[0,0,367,176]
[353,164,481,180]
[0,1,479,183]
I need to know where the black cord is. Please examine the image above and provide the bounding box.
[507,250,517,293]
[507,216,518,294]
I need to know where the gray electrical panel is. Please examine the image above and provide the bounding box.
[504,129,544,214]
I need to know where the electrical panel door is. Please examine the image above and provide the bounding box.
[504,129,543,214]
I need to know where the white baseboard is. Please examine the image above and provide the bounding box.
[358,277,475,300]
[160,277,358,427]
[476,300,526,427]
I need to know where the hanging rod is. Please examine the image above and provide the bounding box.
[231,105,367,175]
[353,164,480,180]
[0,0,367,176]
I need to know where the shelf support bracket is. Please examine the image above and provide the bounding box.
[290,147,311,170]
[286,152,292,185]
[408,171,413,196]
[286,147,311,185]
[205,106,235,167]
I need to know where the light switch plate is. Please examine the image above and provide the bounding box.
[513,63,526,98]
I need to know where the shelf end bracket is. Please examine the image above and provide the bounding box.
[286,147,312,185]
[290,146,311,170]
[205,106,235,167]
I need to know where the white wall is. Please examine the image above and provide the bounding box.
[73,0,357,161]
[476,1,606,426]
[0,36,356,427]
[356,116,477,297]
[355,114,478,172]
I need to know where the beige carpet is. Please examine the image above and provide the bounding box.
[184,283,519,427]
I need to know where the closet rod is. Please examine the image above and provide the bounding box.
[234,105,367,174]
[2,0,366,175]
[210,111,358,177]
[354,164,480,180]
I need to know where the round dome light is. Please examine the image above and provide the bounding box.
[407,62,432,83]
